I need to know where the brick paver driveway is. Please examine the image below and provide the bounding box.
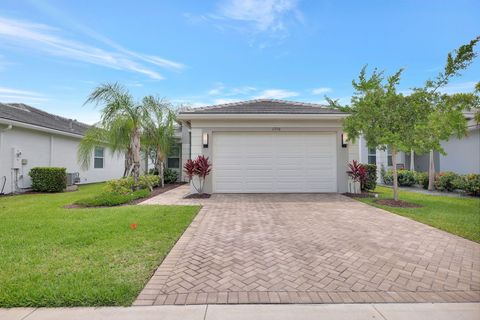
[135,193,480,305]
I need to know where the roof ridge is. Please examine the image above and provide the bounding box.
[188,98,329,111]
[2,103,90,128]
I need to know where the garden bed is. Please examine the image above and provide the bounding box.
[374,199,422,208]
[184,193,211,199]
[343,192,377,198]
[67,183,185,208]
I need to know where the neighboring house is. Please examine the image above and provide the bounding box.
[359,112,480,177]
[177,99,357,193]
[0,103,125,194]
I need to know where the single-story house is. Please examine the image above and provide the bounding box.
[0,103,125,194]
[177,99,357,193]
[359,111,479,177]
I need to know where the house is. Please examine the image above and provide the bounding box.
[177,99,357,193]
[0,103,125,194]
[359,111,480,177]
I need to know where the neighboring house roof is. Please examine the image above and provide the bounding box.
[0,103,90,136]
[178,99,347,114]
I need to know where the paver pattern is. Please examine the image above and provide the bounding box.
[135,193,480,305]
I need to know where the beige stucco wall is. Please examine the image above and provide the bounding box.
[186,118,355,194]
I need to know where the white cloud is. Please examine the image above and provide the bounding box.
[438,81,477,94]
[214,98,241,104]
[255,88,298,99]
[218,0,299,32]
[208,83,225,95]
[312,87,332,95]
[0,16,184,79]
[0,86,47,103]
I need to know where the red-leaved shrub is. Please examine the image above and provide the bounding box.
[183,155,212,194]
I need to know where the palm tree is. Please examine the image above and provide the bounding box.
[142,96,176,187]
[79,83,148,183]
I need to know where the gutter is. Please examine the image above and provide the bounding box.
[177,113,349,121]
[0,118,84,139]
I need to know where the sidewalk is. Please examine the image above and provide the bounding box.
[2,303,479,320]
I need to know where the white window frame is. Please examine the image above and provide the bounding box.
[368,148,377,165]
[94,147,105,169]
[167,143,180,169]
[387,146,393,167]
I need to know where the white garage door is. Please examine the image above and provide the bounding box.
[212,132,337,193]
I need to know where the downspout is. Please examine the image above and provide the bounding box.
[0,125,13,194]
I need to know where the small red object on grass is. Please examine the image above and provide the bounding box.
[130,223,137,230]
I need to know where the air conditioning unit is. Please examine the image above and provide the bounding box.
[66,172,80,186]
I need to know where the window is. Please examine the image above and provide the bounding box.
[94,147,104,168]
[167,144,180,169]
[368,148,376,165]
[387,146,393,167]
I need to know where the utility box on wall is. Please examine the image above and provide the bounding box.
[11,147,22,169]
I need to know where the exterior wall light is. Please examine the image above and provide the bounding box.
[202,132,209,148]
[341,133,348,148]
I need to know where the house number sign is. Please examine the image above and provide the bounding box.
[272,127,281,131]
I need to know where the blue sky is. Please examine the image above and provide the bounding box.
[0,0,479,124]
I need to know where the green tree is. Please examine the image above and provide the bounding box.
[408,37,480,190]
[340,67,413,201]
[330,37,479,201]
[142,96,176,187]
[79,83,149,183]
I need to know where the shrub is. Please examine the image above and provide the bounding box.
[397,170,416,186]
[164,168,178,184]
[435,171,459,192]
[105,175,160,194]
[347,160,366,183]
[415,172,429,189]
[464,174,480,196]
[75,189,150,207]
[138,175,160,190]
[29,167,67,192]
[362,164,377,191]
[184,155,212,194]
[451,175,467,191]
[383,169,416,186]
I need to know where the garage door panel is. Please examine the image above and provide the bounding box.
[213,132,337,193]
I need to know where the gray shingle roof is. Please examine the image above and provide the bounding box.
[179,99,347,114]
[0,103,90,136]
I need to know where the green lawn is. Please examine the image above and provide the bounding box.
[357,186,480,243]
[0,184,200,307]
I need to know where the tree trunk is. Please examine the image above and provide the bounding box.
[392,146,399,201]
[428,149,435,191]
[123,148,133,177]
[131,127,141,185]
[156,150,165,188]
[410,149,415,171]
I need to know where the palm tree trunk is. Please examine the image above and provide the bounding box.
[428,149,435,191]
[131,127,141,184]
[155,153,165,188]
[123,148,133,177]
[392,146,399,201]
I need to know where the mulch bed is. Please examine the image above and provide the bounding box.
[343,192,377,198]
[129,183,185,205]
[375,199,422,208]
[184,193,211,199]
[64,183,186,209]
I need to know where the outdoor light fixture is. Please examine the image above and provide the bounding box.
[341,133,348,148]
[202,132,209,148]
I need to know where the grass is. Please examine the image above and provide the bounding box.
[0,183,200,307]
[357,186,480,243]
